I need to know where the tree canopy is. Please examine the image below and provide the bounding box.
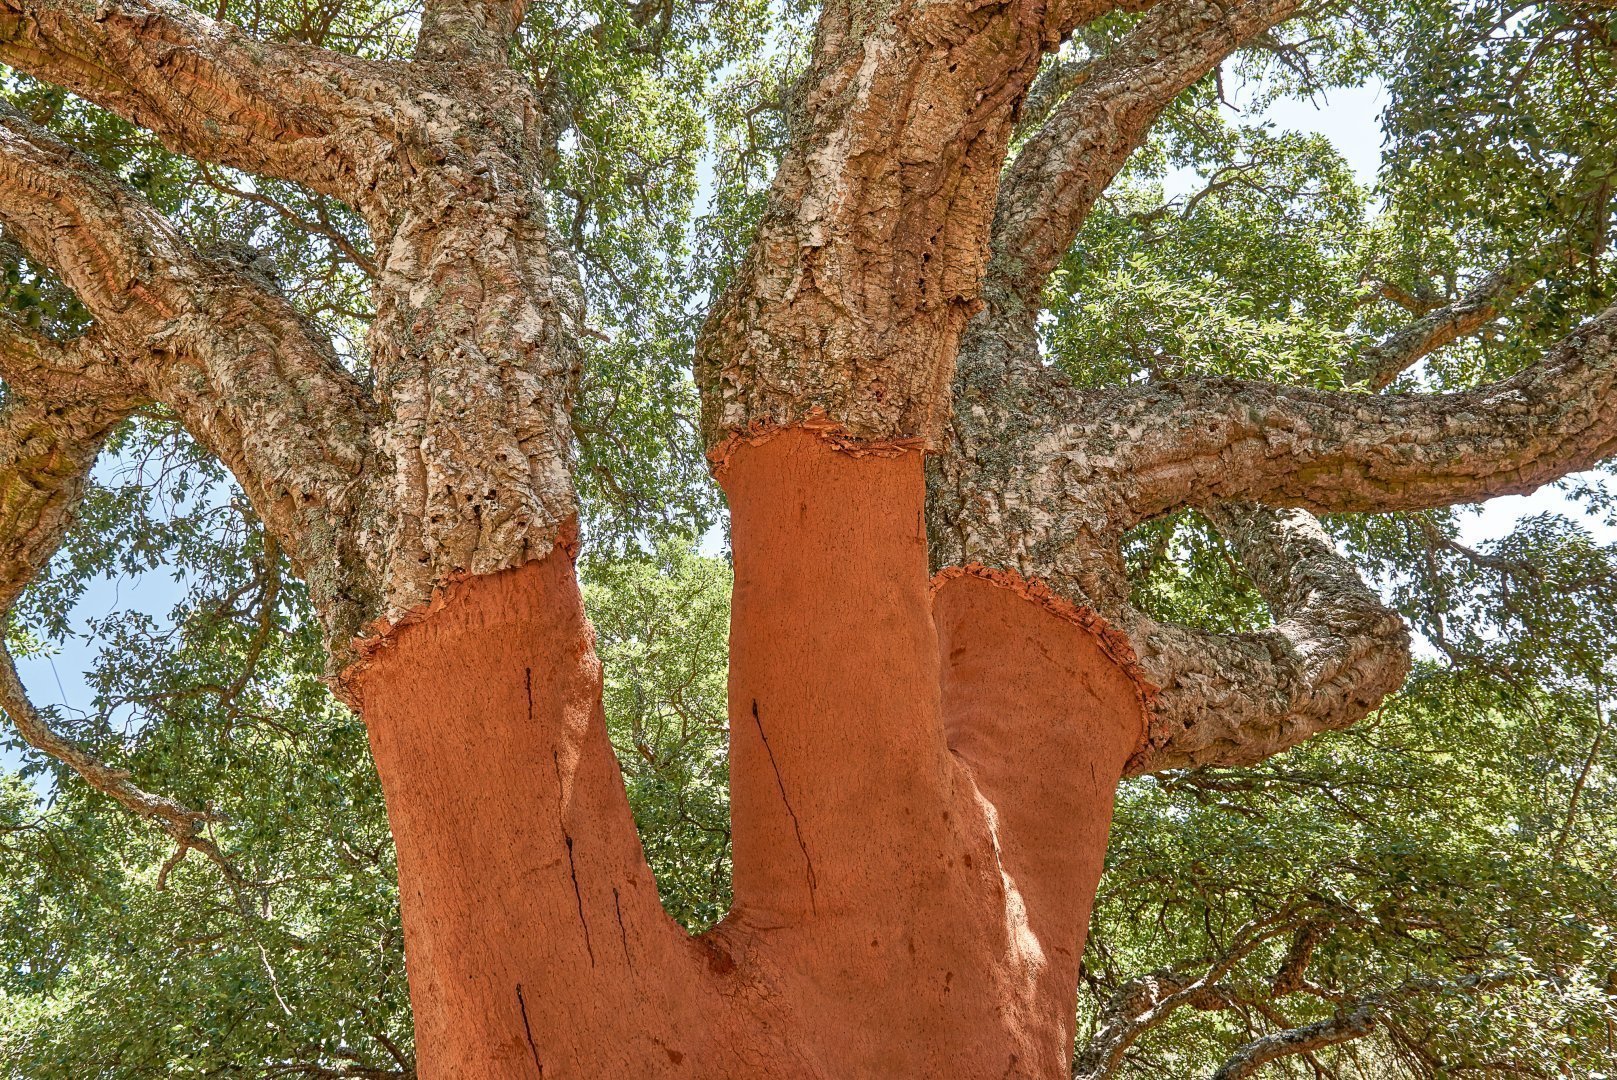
[0,0,1613,1077]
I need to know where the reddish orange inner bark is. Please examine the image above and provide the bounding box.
[351,429,1146,1079]
[353,548,714,1076]
[933,569,1145,1053]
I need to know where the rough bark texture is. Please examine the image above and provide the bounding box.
[1344,251,1555,390]
[0,5,583,665]
[1054,301,1617,527]
[0,98,380,647]
[1125,505,1410,771]
[1209,1007,1375,1080]
[926,0,1617,771]
[988,0,1304,316]
[358,55,583,647]
[0,0,400,200]
[693,0,1146,448]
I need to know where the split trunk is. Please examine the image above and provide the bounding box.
[351,429,1148,1079]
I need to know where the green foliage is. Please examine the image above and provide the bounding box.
[1101,670,1616,1076]
[584,538,733,932]
[1110,500,1617,1074]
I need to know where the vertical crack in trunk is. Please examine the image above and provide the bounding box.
[515,983,544,1076]
[553,748,595,966]
[749,699,818,910]
[563,834,595,966]
[612,886,632,968]
[356,553,727,1073]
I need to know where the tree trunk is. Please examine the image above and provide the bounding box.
[351,428,1147,1078]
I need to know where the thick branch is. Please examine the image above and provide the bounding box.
[1098,300,1617,524]
[1126,505,1410,773]
[0,317,134,404]
[934,367,1412,772]
[0,0,393,200]
[0,99,379,651]
[0,389,125,612]
[696,0,1145,446]
[415,0,526,62]
[1017,52,1096,140]
[1345,252,1558,390]
[989,0,1302,314]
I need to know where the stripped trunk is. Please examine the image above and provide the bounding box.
[349,429,1147,1078]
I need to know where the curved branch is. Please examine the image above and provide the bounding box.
[0,98,380,650]
[1345,250,1564,390]
[1076,969,1238,1079]
[1206,972,1515,1079]
[989,0,1302,314]
[0,0,394,199]
[934,369,1411,773]
[1075,914,1298,1080]
[1016,53,1095,140]
[0,640,243,879]
[0,386,253,899]
[1100,300,1617,525]
[1209,1006,1376,1079]
[1125,505,1410,774]
[0,393,126,614]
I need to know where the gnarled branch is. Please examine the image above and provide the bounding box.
[1125,504,1410,773]
[0,98,379,650]
[1097,300,1617,525]
[0,316,133,404]
[1207,972,1517,1079]
[989,0,1302,315]
[1075,913,1301,1079]
[0,0,396,201]
[0,388,127,614]
[1208,1006,1375,1079]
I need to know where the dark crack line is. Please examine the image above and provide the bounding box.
[515,983,543,1076]
[750,699,817,909]
[550,748,594,966]
[612,886,632,967]
[564,833,595,966]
